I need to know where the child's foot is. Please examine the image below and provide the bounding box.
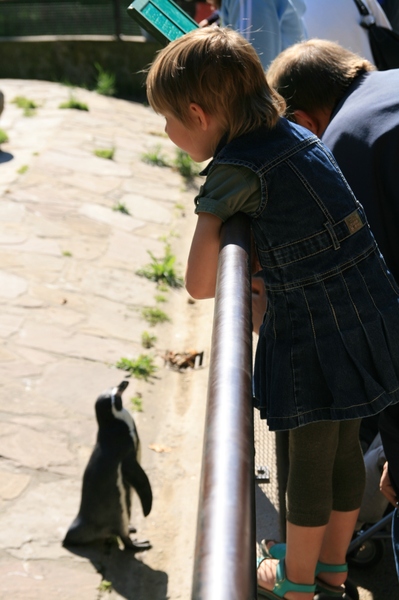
[257,558,315,600]
[257,555,279,591]
[315,561,348,593]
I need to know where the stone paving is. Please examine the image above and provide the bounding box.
[0,79,216,600]
[0,79,398,600]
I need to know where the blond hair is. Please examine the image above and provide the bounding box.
[267,39,375,119]
[146,27,285,142]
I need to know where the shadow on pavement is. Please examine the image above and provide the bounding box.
[64,540,168,600]
[255,484,280,543]
[348,540,399,600]
[0,151,13,164]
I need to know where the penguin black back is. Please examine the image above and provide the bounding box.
[63,381,152,550]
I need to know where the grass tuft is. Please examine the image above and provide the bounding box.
[0,128,9,145]
[12,96,38,116]
[116,355,157,380]
[141,331,157,348]
[141,145,169,167]
[94,62,116,96]
[130,394,143,412]
[141,307,171,326]
[173,149,200,179]
[136,244,183,288]
[59,96,89,111]
[112,201,130,215]
[94,147,114,160]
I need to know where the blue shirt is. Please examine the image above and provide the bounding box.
[322,70,399,282]
[220,0,306,69]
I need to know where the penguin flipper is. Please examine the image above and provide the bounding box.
[123,459,153,517]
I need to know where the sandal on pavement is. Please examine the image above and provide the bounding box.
[257,557,316,599]
[315,561,348,597]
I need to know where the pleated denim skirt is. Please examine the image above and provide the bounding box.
[254,244,399,431]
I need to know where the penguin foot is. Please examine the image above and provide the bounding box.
[122,536,152,551]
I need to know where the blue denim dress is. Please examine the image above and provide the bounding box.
[206,119,399,431]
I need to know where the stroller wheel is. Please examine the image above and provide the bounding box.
[347,537,385,568]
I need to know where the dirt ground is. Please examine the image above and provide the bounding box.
[125,250,215,600]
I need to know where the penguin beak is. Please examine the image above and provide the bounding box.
[111,381,128,411]
[117,380,129,394]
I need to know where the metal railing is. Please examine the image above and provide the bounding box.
[191,213,257,600]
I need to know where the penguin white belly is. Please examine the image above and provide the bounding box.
[116,463,130,535]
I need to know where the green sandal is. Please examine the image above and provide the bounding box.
[257,557,316,599]
[315,561,348,597]
[260,540,287,560]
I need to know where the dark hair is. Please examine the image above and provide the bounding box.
[267,38,375,119]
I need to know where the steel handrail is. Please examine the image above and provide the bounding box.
[191,213,256,600]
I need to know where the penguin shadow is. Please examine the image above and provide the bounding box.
[0,151,13,164]
[65,540,168,600]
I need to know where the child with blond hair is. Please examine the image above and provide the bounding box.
[147,26,399,599]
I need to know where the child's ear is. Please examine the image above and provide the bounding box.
[189,103,211,130]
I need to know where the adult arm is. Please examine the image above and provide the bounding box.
[380,461,398,506]
[379,402,399,498]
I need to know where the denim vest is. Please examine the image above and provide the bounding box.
[206,119,399,430]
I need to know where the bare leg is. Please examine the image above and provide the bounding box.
[257,511,360,597]
[258,521,324,600]
[317,508,360,587]
[285,521,325,598]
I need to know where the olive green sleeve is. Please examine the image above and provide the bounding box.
[194,164,261,222]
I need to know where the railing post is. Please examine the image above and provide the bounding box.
[191,213,256,600]
[112,0,122,39]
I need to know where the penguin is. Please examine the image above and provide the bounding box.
[63,380,152,550]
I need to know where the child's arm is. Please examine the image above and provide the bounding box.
[185,212,223,299]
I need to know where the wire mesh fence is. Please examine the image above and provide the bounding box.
[0,0,142,37]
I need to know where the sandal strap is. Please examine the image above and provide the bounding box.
[273,559,316,597]
[315,578,346,597]
[315,561,348,576]
[257,555,268,569]
[264,542,287,560]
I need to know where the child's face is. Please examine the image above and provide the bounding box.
[163,109,221,163]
